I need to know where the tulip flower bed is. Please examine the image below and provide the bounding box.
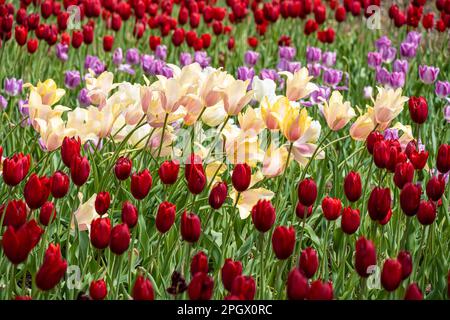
[0,0,450,302]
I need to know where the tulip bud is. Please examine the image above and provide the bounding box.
[408,96,428,124]
[191,251,209,276]
[341,207,360,234]
[95,191,110,215]
[366,132,384,155]
[1,199,27,228]
[51,171,69,198]
[393,162,414,189]
[188,272,214,300]
[2,153,31,186]
[251,199,276,233]
[2,220,43,264]
[36,244,68,291]
[400,183,421,216]
[132,275,154,300]
[436,144,450,174]
[272,226,295,259]
[355,237,377,277]
[61,136,81,167]
[24,174,51,210]
[426,175,445,201]
[368,187,391,221]
[181,211,201,243]
[156,201,176,234]
[186,162,206,195]
[121,201,138,228]
[70,155,90,186]
[417,200,436,225]
[397,251,412,280]
[344,171,362,202]
[130,169,152,200]
[307,280,334,300]
[299,247,319,278]
[322,196,342,221]
[90,279,107,300]
[404,283,423,300]
[287,268,309,300]
[208,182,228,209]
[295,202,313,219]
[373,140,389,168]
[90,217,111,249]
[158,160,180,185]
[109,223,130,254]
[381,258,403,292]
[114,156,132,180]
[298,178,317,207]
[232,163,251,192]
[221,259,243,292]
[231,275,256,300]
[39,201,56,226]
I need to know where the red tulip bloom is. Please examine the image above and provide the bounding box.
[426,175,446,201]
[109,223,130,254]
[51,171,69,198]
[335,6,347,22]
[304,19,318,35]
[404,283,423,300]
[344,171,362,202]
[355,237,377,277]
[381,258,403,292]
[103,35,114,52]
[90,279,107,300]
[190,251,209,276]
[295,202,313,219]
[272,226,295,260]
[436,144,450,174]
[2,153,31,186]
[181,211,201,243]
[231,275,256,300]
[341,207,360,234]
[156,201,176,234]
[251,200,276,233]
[185,158,206,195]
[322,196,342,221]
[247,36,258,48]
[400,183,422,216]
[2,220,43,264]
[209,182,228,210]
[61,136,81,167]
[1,199,27,228]
[39,201,56,226]
[307,280,333,300]
[368,187,391,221]
[366,131,384,155]
[298,178,317,207]
[188,272,214,300]
[24,174,51,210]
[408,96,428,124]
[70,155,90,186]
[94,191,110,215]
[299,247,319,279]
[417,200,436,225]
[232,163,251,192]
[90,217,111,249]
[397,251,412,280]
[15,25,28,46]
[130,169,152,200]
[121,201,138,228]
[287,268,309,300]
[114,156,132,181]
[221,259,243,292]
[158,160,180,185]
[36,244,68,291]
[132,275,154,300]
[393,162,414,189]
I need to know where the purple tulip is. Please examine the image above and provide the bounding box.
[444,105,450,123]
[435,81,450,98]
[376,67,391,86]
[194,51,211,68]
[118,64,136,75]
[55,43,69,62]
[4,78,23,96]
[287,61,302,74]
[112,48,123,65]
[141,54,156,74]
[306,46,322,63]
[237,66,255,82]
[381,46,397,63]
[419,65,440,84]
[161,65,174,78]
[18,99,29,117]
[375,36,391,52]
[78,88,91,107]
[322,51,336,67]
[64,70,81,89]
[389,72,405,89]
[307,63,321,78]
[84,55,106,75]
[180,52,192,67]
[367,52,382,69]
[323,68,343,88]
[400,42,417,59]
[244,50,260,66]
[279,46,296,61]
[307,86,331,106]
[277,58,290,72]
[384,128,399,141]
[260,69,279,82]
[405,31,421,47]
[155,45,167,61]
[126,48,140,65]
[0,94,7,110]
[393,59,409,74]
[363,86,373,99]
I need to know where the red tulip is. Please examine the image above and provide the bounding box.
[227,36,235,50]
[231,275,256,300]
[417,200,436,225]
[188,272,214,300]
[366,131,383,155]
[82,24,94,45]
[397,251,412,280]
[121,201,138,228]
[393,162,414,189]
[426,175,445,201]
[109,223,130,254]
[404,283,423,300]
[232,163,251,192]
[373,140,389,168]
[39,201,56,226]
[436,144,450,174]
[71,30,83,48]
[15,25,28,46]
[61,136,81,167]
[132,275,154,300]
[322,196,342,221]
[355,237,377,277]
[368,187,391,221]
[114,156,132,180]
[298,178,317,207]
[406,141,428,170]
[27,38,39,54]
[272,226,295,260]
[422,13,434,29]
[178,6,189,24]
[70,155,90,186]
[408,96,428,124]
[181,211,201,243]
[95,191,110,215]
[36,244,68,291]
[185,155,206,195]
[314,5,326,24]
[90,279,107,300]
[24,174,51,210]
[191,251,209,276]
[287,268,309,300]
[209,182,228,210]
[156,201,176,234]
[308,280,333,300]
[41,1,53,19]
[27,13,40,30]
[130,169,152,200]
[299,247,319,279]
[381,258,403,292]
[251,199,276,233]
[247,36,258,48]
[341,207,360,234]
[103,35,114,52]
[50,171,69,198]
[90,217,111,250]
[1,200,27,228]
[172,28,185,46]
[304,19,318,35]
[335,6,347,22]
[149,35,161,51]
[295,202,313,219]
[2,153,31,186]
[158,160,179,185]
[2,220,43,264]
[344,171,362,202]
[221,259,243,292]
[400,183,422,216]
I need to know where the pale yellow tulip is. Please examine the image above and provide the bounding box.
[322,91,356,131]
[349,107,376,141]
[85,71,114,106]
[280,68,318,101]
[373,87,408,129]
[222,79,254,115]
[71,193,104,233]
[281,106,311,142]
[262,145,289,178]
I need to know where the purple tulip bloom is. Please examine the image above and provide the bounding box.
[307,63,321,78]
[435,81,450,98]
[84,55,106,75]
[18,99,29,117]
[112,48,123,66]
[367,52,382,69]
[78,88,91,107]
[126,48,140,65]
[376,67,391,86]
[393,59,409,74]
[55,43,69,62]
[306,46,322,63]
[118,64,136,75]
[405,31,421,47]
[277,58,290,72]
[4,78,23,96]
[307,86,331,106]
[279,46,296,61]
[419,65,440,84]
[444,105,450,123]
[381,46,396,64]
[323,68,343,88]
[0,94,7,110]
[375,36,391,52]
[141,54,156,74]
[244,50,260,66]
[180,52,192,67]
[155,45,168,61]
[194,51,210,68]
[400,42,417,59]
[64,70,81,89]
[384,128,399,141]
[321,51,336,67]
[237,66,255,82]
[287,61,302,74]
[389,72,405,89]
[260,69,279,82]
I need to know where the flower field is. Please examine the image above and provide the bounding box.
[0,0,449,301]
